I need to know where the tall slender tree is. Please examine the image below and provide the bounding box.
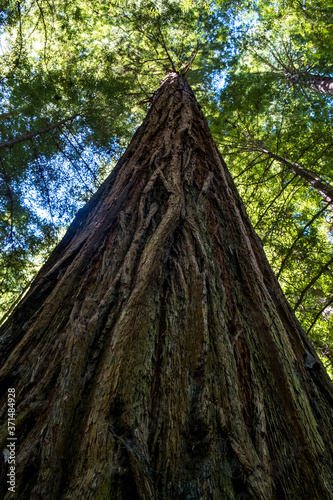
[1,72,333,499]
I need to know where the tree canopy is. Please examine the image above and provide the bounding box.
[1,0,333,375]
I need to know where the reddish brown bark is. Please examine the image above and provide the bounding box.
[0,73,333,499]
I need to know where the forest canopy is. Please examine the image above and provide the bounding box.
[0,0,333,376]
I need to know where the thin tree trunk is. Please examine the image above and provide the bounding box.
[234,125,333,205]
[0,73,333,500]
[259,147,333,204]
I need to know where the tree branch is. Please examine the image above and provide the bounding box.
[277,202,331,279]
[0,114,79,151]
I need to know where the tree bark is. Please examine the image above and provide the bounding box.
[0,73,333,500]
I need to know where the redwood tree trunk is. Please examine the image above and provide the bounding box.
[1,73,333,500]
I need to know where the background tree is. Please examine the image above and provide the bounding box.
[0,0,232,318]
[0,0,333,377]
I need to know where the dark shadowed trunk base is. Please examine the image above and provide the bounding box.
[1,73,333,500]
